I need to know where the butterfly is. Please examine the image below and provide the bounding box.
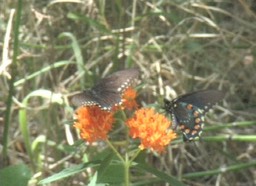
[71,68,139,111]
[164,90,224,141]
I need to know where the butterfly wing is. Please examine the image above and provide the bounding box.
[71,68,139,110]
[175,90,224,112]
[172,101,205,141]
[164,90,224,141]
[71,90,98,108]
[91,68,139,110]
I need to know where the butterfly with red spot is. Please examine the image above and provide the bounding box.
[164,90,224,141]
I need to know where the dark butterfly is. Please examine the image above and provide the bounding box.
[71,68,139,111]
[164,90,224,141]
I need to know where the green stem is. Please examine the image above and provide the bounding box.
[3,0,22,160]
[129,149,141,165]
[106,139,124,162]
[124,154,130,186]
[106,139,132,185]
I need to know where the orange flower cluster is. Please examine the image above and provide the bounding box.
[73,87,177,152]
[74,87,137,143]
[73,106,114,143]
[126,108,177,153]
[121,87,138,110]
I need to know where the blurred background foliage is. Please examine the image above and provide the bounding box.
[0,0,256,185]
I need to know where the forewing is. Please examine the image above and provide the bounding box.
[92,68,139,93]
[90,68,139,109]
[71,68,139,110]
[175,90,224,111]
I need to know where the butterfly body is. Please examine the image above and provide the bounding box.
[71,68,139,111]
[164,90,224,141]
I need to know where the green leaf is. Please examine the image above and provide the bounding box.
[134,162,186,186]
[39,161,101,185]
[0,164,32,186]
[97,152,114,180]
[97,163,125,184]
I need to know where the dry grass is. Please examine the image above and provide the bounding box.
[1,0,256,185]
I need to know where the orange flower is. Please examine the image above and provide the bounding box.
[122,87,138,110]
[126,108,177,153]
[74,106,115,143]
[113,87,138,111]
